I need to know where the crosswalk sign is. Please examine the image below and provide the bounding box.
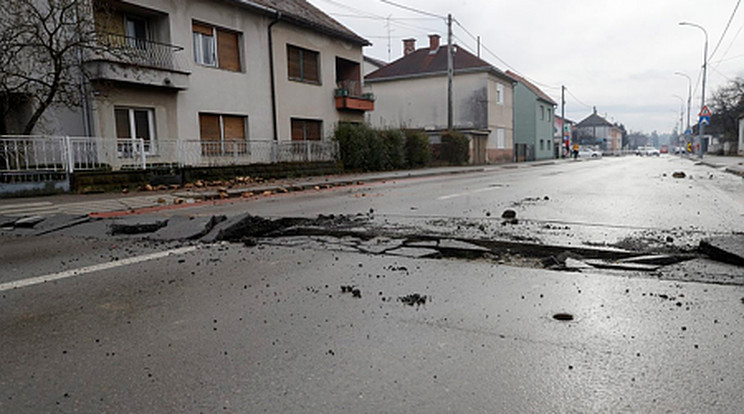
[698,105,712,118]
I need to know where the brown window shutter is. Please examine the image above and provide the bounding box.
[199,113,221,155]
[291,119,304,141]
[217,29,240,71]
[306,120,322,141]
[287,46,301,79]
[303,50,319,82]
[192,22,213,36]
[114,109,131,139]
[223,115,246,153]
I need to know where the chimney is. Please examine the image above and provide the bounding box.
[428,34,440,51]
[403,38,416,56]
[593,106,597,115]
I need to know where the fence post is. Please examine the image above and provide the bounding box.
[64,136,74,173]
[271,141,278,163]
[306,141,311,162]
[139,139,146,169]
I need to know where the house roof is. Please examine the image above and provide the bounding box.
[364,44,515,83]
[231,0,370,46]
[505,71,557,106]
[364,55,387,68]
[577,111,614,128]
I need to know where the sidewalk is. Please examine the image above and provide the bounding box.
[692,154,744,177]
[0,157,586,218]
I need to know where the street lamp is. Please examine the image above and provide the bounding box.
[674,71,692,132]
[679,21,708,159]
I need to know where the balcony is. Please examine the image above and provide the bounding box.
[334,81,374,112]
[86,33,190,90]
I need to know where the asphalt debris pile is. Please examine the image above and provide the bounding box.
[672,171,687,179]
[340,285,362,298]
[398,293,428,307]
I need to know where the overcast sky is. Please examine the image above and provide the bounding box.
[310,0,744,134]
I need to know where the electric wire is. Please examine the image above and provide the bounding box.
[708,0,741,61]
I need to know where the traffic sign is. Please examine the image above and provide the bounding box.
[699,105,712,118]
[684,129,692,135]
[700,116,710,125]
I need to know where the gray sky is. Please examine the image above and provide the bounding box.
[310,0,744,134]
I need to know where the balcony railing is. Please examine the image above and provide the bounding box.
[91,32,188,73]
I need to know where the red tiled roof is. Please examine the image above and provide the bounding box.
[505,71,557,106]
[365,44,514,82]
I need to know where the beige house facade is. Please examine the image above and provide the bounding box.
[365,36,515,164]
[24,0,371,166]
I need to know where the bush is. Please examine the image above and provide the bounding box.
[334,123,379,171]
[440,130,469,165]
[379,128,406,170]
[404,130,431,168]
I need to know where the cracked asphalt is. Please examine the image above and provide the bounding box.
[2,155,744,413]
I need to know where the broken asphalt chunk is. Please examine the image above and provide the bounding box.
[583,259,660,272]
[399,293,427,306]
[699,236,744,267]
[501,209,517,219]
[672,171,686,179]
[109,218,168,235]
[13,215,46,228]
[149,215,226,241]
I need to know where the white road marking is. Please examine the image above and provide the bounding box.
[0,246,199,292]
[437,186,500,200]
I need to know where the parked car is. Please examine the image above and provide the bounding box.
[578,147,602,158]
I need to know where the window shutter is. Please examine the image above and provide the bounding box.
[288,46,301,79]
[306,120,322,141]
[115,109,131,139]
[223,116,246,153]
[192,22,213,36]
[303,50,319,82]
[199,113,221,155]
[217,29,240,71]
[291,119,304,141]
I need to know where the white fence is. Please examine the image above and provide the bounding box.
[0,136,339,173]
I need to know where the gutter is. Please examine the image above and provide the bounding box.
[268,12,281,141]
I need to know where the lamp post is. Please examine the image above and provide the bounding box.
[674,71,692,133]
[679,22,708,159]
[672,95,685,150]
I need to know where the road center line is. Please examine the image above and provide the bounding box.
[0,246,199,292]
[437,187,500,200]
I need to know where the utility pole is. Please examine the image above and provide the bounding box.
[447,13,453,131]
[477,36,480,59]
[386,15,392,62]
[561,85,566,158]
[699,36,708,159]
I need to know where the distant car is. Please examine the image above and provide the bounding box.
[578,147,602,158]
[636,146,660,156]
[674,146,686,154]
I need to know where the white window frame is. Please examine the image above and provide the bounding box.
[497,84,505,105]
[496,128,505,149]
[193,27,217,67]
[115,107,157,155]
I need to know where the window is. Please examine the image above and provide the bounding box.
[288,45,320,84]
[199,113,247,155]
[496,128,505,149]
[192,22,241,71]
[291,119,322,141]
[540,139,544,151]
[547,108,552,121]
[125,16,148,49]
[540,105,545,120]
[496,84,504,105]
[115,107,156,155]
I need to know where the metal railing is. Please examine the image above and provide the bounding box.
[92,33,188,73]
[0,136,338,173]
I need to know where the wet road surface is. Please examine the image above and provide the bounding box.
[2,155,744,412]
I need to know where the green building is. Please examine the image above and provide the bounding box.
[507,71,557,161]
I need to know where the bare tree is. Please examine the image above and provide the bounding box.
[0,0,121,135]
[710,76,744,143]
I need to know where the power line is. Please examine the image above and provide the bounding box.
[565,88,592,110]
[378,0,446,20]
[714,21,744,68]
[709,0,742,60]
[330,13,438,21]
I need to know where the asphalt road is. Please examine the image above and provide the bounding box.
[2,155,744,413]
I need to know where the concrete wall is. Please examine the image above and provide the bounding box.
[486,74,514,163]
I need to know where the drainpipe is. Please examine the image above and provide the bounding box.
[268,12,281,142]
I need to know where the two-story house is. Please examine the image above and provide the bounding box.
[575,108,622,154]
[21,0,372,167]
[364,35,516,164]
[507,71,556,161]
